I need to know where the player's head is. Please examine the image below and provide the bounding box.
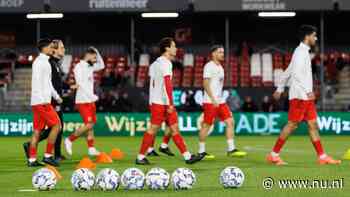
[52,39,65,59]
[37,38,53,55]
[210,45,224,62]
[159,37,177,59]
[298,25,317,47]
[83,47,97,65]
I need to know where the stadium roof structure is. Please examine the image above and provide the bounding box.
[1,0,350,13]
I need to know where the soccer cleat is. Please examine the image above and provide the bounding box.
[147,150,160,157]
[135,158,151,165]
[55,155,67,162]
[318,155,341,165]
[342,149,350,160]
[266,154,287,166]
[159,147,175,156]
[42,156,60,167]
[27,160,44,167]
[64,138,73,156]
[197,152,216,161]
[185,154,201,164]
[23,142,30,159]
[227,149,247,157]
[88,147,100,156]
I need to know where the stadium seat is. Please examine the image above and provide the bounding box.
[262,53,273,87]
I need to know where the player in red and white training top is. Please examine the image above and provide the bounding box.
[136,37,200,165]
[28,38,63,167]
[197,45,247,161]
[64,47,105,157]
[145,62,175,157]
[267,25,341,165]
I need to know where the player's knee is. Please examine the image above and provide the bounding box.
[225,118,234,128]
[148,125,159,134]
[287,121,298,130]
[202,122,212,130]
[308,122,318,131]
[86,123,94,130]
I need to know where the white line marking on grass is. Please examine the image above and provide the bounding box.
[18,189,37,192]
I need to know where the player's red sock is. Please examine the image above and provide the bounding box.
[312,140,325,157]
[87,139,94,148]
[172,133,187,154]
[272,137,286,154]
[45,142,54,155]
[29,145,37,159]
[150,135,156,148]
[162,135,171,145]
[139,132,154,155]
[68,134,78,142]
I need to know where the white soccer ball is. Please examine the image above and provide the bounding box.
[32,168,57,191]
[71,168,95,191]
[171,168,196,190]
[219,166,245,188]
[95,168,120,191]
[121,168,145,190]
[145,167,170,190]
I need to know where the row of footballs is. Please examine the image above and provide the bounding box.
[32,166,245,191]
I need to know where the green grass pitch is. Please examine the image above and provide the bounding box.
[0,136,349,197]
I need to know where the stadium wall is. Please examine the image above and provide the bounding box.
[0,112,349,136]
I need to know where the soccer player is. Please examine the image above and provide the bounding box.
[197,45,247,161]
[146,63,175,157]
[266,25,341,165]
[135,37,200,165]
[23,39,66,162]
[28,38,63,167]
[64,47,105,157]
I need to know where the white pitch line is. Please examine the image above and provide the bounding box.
[18,189,37,192]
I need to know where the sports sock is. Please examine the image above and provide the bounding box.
[198,142,206,154]
[312,140,325,158]
[139,132,154,156]
[172,133,187,154]
[87,139,94,148]
[68,134,78,142]
[227,139,236,152]
[45,142,54,158]
[271,137,286,156]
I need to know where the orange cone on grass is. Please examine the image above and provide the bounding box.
[76,157,96,170]
[96,152,113,163]
[110,148,125,160]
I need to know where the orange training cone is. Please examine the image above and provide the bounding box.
[76,157,96,170]
[110,148,125,160]
[46,165,63,180]
[96,152,113,164]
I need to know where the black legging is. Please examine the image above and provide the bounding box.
[37,110,64,158]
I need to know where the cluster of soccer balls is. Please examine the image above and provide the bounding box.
[32,166,244,191]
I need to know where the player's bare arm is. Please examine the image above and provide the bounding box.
[203,78,218,106]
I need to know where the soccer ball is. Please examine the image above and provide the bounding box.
[121,168,145,190]
[95,168,120,191]
[145,167,170,190]
[171,168,196,190]
[71,168,95,191]
[32,168,57,191]
[219,166,245,188]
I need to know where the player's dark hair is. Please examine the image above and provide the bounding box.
[298,25,317,42]
[84,47,97,56]
[37,38,52,52]
[52,39,63,49]
[159,37,174,54]
[210,45,224,53]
